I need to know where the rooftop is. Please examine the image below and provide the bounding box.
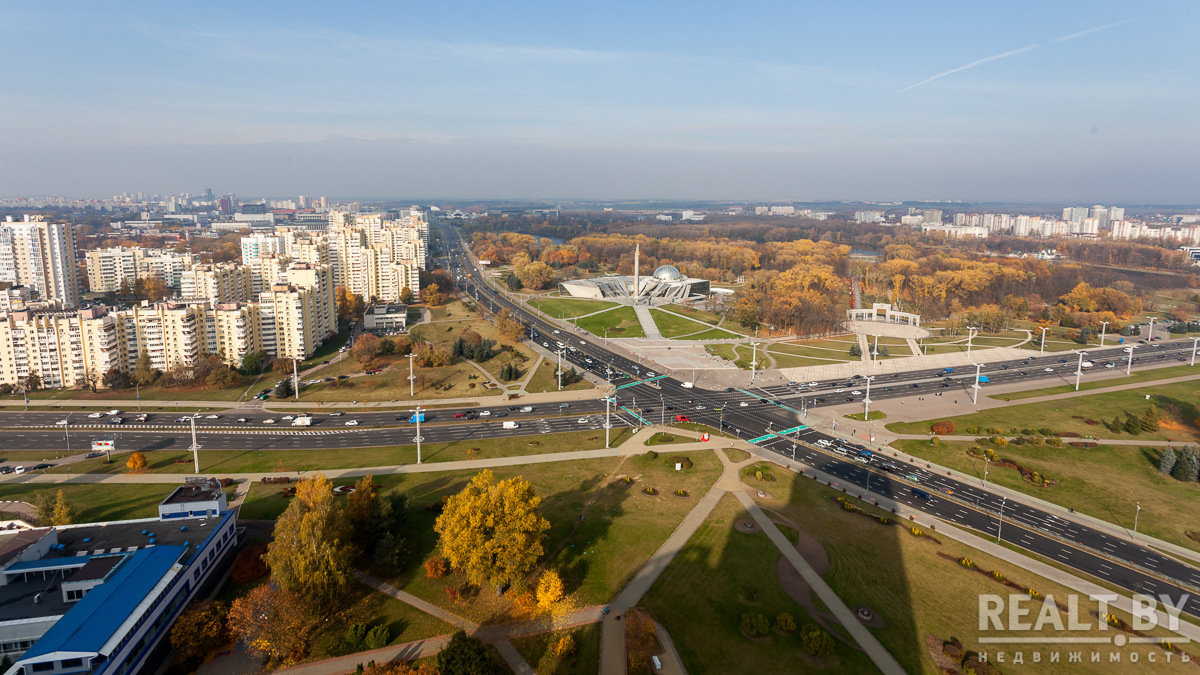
[161,479,224,506]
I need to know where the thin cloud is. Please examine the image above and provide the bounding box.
[1051,18,1136,43]
[900,44,1038,92]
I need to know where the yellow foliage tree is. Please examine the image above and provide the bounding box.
[50,490,76,526]
[434,469,550,590]
[536,569,564,609]
[263,474,354,609]
[226,584,315,666]
[126,451,147,473]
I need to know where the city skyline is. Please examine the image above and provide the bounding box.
[2,2,1198,201]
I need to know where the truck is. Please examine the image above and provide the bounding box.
[502,421,519,430]
[939,367,954,376]
[1081,361,1094,369]
[291,416,312,426]
[912,487,934,502]
[408,412,426,424]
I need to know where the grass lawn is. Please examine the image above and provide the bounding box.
[993,363,1200,401]
[664,304,720,325]
[705,344,737,362]
[733,344,766,370]
[749,468,1196,673]
[642,494,876,673]
[302,362,501,401]
[645,432,692,446]
[85,428,636,478]
[0,483,178,523]
[768,353,840,368]
[528,297,618,319]
[525,359,595,394]
[843,411,886,421]
[891,436,1200,553]
[769,342,854,362]
[20,382,251,402]
[574,307,645,339]
[318,453,724,627]
[511,624,601,675]
[677,327,740,340]
[886,378,1200,442]
[304,581,456,661]
[299,321,351,370]
[648,309,711,338]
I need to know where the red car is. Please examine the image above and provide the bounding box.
[453,412,466,418]
[675,414,690,422]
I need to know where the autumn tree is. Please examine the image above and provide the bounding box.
[536,570,564,609]
[226,584,316,665]
[271,358,293,375]
[353,334,383,365]
[423,283,442,307]
[336,286,365,319]
[495,310,525,343]
[136,276,170,302]
[434,469,550,590]
[126,451,148,473]
[437,631,506,675]
[263,474,354,609]
[399,286,414,304]
[170,600,227,667]
[516,261,555,290]
[33,491,55,524]
[50,490,76,526]
[133,349,159,386]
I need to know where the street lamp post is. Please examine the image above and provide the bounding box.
[1191,337,1199,367]
[292,359,300,401]
[749,341,760,384]
[1126,345,1136,376]
[996,496,1007,543]
[659,394,664,427]
[872,334,880,362]
[1074,351,1086,391]
[63,415,70,456]
[556,349,563,391]
[1133,501,1142,537]
[966,326,978,357]
[1099,321,1109,347]
[407,353,417,397]
[983,455,990,486]
[1039,327,1049,353]
[604,395,612,449]
[189,414,201,473]
[1148,317,1156,343]
[411,405,425,464]
[863,376,873,420]
[971,363,982,405]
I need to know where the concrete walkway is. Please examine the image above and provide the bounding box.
[633,304,664,339]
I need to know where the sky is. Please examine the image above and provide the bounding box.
[2,1,1198,202]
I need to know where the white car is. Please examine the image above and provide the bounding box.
[809,382,819,386]
[739,401,749,407]
[1105,362,1116,368]
[577,417,589,424]
[1043,367,1054,372]
[479,410,491,417]
[834,388,845,393]
[816,439,832,448]
[329,411,344,416]
[345,419,359,426]
[206,414,220,419]
[851,390,862,396]
[106,409,121,416]
[87,412,103,418]
[263,418,276,424]
[282,415,294,421]
[236,418,248,423]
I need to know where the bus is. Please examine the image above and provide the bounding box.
[912,488,934,502]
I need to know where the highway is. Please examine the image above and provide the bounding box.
[442,224,1200,620]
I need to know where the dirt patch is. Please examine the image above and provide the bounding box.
[924,634,961,673]
[735,518,759,534]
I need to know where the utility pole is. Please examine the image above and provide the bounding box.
[190,414,201,473]
[749,341,759,385]
[659,393,664,427]
[63,415,70,456]
[292,359,299,400]
[556,349,563,391]
[1126,345,1136,375]
[1191,337,1199,366]
[136,381,141,412]
[412,405,424,464]
[407,353,417,397]
[1099,321,1109,347]
[1074,351,1086,391]
[1133,501,1141,537]
[983,455,990,486]
[604,395,611,448]
[996,496,1007,543]
[1039,326,1049,353]
[971,363,982,405]
[863,376,873,420]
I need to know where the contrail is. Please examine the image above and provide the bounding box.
[1051,18,1136,43]
[899,44,1039,92]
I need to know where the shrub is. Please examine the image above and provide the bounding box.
[1020,428,1035,436]
[550,634,576,658]
[775,612,797,632]
[674,489,688,497]
[740,612,769,638]
[364,624,391,650]
[991,436,1009,448]
[930,420,955,435]
[965,426,980,434]
[1159,448,1179,475]
[667,456,693,470]
[959,557,974,569]
[424,556,449,579]
[645,450,658,460]
[445,585,459,602]
[1037,427,1054,436]
[799,623,835,657]
[1171,447,1200,482]
[1044,437,1064,447]
[643,487,658,495]
[985,427,1003,435]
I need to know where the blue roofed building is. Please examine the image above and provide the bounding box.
[0,478,239,675]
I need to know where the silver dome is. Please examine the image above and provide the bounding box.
[652,265,683,282]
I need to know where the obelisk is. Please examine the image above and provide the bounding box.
[633,243,640,300]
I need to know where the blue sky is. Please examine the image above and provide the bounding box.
[2,1,1197,202]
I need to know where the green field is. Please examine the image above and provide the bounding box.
[886,378,1199,442]
[524,358,595,393]
[770,341,854,362]
[49,428,633,476]
[573,307,646,338]
[649,309,712,338]
[246,453,724,626]
[747,466,1195,673]
[705,344,737,361]
[664,304,720,325]
[528,297,618,318]
[0,483,183,523]
[306,582,456,660]
[678,327,740,340]
[890,437,1200,553]
[995,363,1200,400]
[843,411,886,421]
[512,624,600,675]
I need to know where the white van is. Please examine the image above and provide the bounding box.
[14,466,25,474]
[502,421,519,430]
[680,381,694,389]
[291,416,312,426]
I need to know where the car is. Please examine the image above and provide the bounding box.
[106,409,121,416]
[787,381,799,387]
[508,406,520,411]
[0,466,12,474]
[107,417,124,425]
[337,375,349,380]
[206,414,220,419]
[577,417,589,424]
[263,419,276,424]
[494,412,507,418]
[558,402,570,409]
[87,412,103,418]
[55,419,68,425]
[1105,362,1115,368]
[834,388,844,393]
[808,381,819,386]
[739,401,749,407]
[851,374,863,379]
[345,420,359,426]
[175,416,189,423]
[32,463,52,471]
[479,410,491,417]
[758,398,768,404]
[911,383,919,388]
[84,451,104,459]
[694,404,706,410]
[850,390,862,396]
[1058,358,1067,363]
[453,412,466,418]
[664,405,674,411]
[236,418,248,423]
[1044,367,1054,372]
[14,466,25,474]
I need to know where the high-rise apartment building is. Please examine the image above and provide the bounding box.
[0,216,81,308]
[85,246,199,293]
[180,263,253,304]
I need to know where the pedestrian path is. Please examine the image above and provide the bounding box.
[633,304,663,339]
